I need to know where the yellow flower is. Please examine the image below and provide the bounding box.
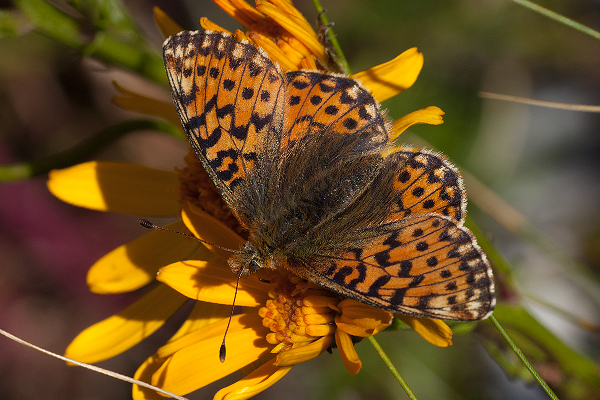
[48,1,452,398]
[50,156,451,399]
[197,0,328,71]
[134,225,394,397]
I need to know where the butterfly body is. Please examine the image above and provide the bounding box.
[164,30,495,321]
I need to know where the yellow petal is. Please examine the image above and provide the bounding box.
[200,17,231,34]
[302,294,340,308]
[133,354,166,400]
[157,260,270,307]
[300,55,317,70]
[87,220,203,294]
[48,161,180,216]
[274,37,305,69]
[335,299,393,337]
[351,48,424,103]
[157,312,254,358]
[335,328,362,375]
[248,32,299,72]
[304,323,336,337]
[303,311,336,325]
[65,284,187,363]
[111,81,181,128]
[182,202,245,261]
[274,335,334,367]
[280,32,312,59]
[255,1,327,62]
[390,106,445,142]
[268,0,315,39]
[234,29,249,42]
[213,0,264,28]
[396,314,453,347]
[165,301,237,346]
[153,6,183,39]
[151,314,271,395]
[214,359,292,400]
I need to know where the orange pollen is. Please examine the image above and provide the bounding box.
[258,272,339,346]
[176,149,246,237]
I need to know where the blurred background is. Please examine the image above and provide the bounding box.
[1,0,599,399]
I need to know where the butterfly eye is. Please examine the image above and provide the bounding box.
[249,258,261,271]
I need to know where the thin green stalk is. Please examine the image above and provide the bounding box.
[489,315,560,400]
[368,336,418,400]
[311,0,351,74]
[0,119,181,182]
[510,0,600,41]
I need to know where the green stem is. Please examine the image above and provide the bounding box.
[83,32,167,85]
[368,336,418,400]
[0,119,181,182]
[489,315,560,400]
[311,0,351,74]
[510,0,600,41]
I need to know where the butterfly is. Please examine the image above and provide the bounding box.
[163,30,495,321]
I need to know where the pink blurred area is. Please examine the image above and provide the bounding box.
[0,2,187,396]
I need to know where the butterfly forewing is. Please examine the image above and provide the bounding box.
[263,71,393,239]
[282,71,388,149]
[163,31,285,215]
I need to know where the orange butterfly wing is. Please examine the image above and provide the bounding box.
[386,149,465,222]
[163,31,285,225]
[289,148,494,320]
[303,214,494,320]
[281,71,387,148]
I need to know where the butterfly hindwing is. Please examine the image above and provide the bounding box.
[298,214,494,320]
[386,149,465,222]
[288,147,494,320]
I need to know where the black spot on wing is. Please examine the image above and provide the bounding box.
[366,275,391,297]
[332,266,353,285]
[346,263,367,290]
[250,112,274,131]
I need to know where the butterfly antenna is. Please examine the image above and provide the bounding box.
[219,269,245,363]
[139,219,240,254]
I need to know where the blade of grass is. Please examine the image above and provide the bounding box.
[479,92,600,113]
[509,0,600,41]
[0,328,188,400]
[489,315,560,400]
[368,336,418,400]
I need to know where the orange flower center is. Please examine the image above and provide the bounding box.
[258,271,340,348]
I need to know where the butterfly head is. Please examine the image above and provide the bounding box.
[228,241,283,275]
